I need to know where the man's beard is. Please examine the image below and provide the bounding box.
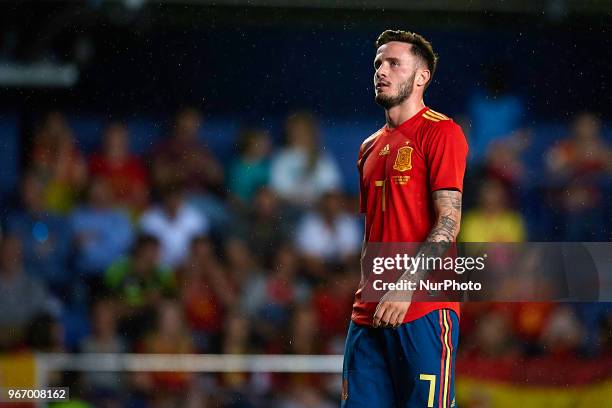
[375,72,415,109]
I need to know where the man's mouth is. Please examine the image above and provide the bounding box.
[376,82,390,91]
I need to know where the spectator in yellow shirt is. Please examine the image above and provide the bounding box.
[460,178,526,242]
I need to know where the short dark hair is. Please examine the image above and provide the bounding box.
[285,110,318,136]
[375,30,438,85]
[132,233,160,255]
[236,127,268,155]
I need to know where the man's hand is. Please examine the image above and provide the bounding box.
[373,290,411,328]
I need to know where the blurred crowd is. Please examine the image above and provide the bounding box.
[0,103,611,407]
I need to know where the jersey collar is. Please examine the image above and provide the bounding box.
[384,106,429,133]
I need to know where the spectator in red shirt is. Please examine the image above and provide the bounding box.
[178,236,234,352]
[150,107,224,195]
[311,267,356,352]
[89,122,149,214]
[547,112,611,179]
[134,300,195,406]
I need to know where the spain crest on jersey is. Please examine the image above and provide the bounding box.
[393,146,413,172]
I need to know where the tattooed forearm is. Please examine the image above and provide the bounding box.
[426,190,462,242]
[433,189,462,211]
[428,215,457,243]
[395,189,463,287]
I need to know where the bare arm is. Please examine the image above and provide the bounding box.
[373,189,463,327]
[393,189,462,286]
[421,189,462,252]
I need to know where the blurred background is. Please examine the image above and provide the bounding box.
[0,1,611,407]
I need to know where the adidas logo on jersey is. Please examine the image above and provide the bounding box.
[379,144,390,156]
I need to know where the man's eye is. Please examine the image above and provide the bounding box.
[391,61,399,67]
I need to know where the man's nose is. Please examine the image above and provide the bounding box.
[376,66,388,80]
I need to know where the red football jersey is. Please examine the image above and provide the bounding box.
[351,106,468,326]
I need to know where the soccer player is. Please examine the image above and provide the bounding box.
[342,30,468,407]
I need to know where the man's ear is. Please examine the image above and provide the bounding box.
[416,69,431,87]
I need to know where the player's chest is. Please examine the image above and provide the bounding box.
[360,133,425,187]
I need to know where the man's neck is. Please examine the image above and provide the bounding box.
[385,98,426,129]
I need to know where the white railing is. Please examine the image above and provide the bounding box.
[36,353,343,373]
[31,353,342,407]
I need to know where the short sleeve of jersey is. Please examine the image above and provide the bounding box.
[425,121,468,192]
